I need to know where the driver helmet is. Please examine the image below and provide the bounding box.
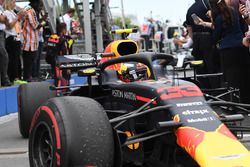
[117,63,150,82]
[101,39,150,82]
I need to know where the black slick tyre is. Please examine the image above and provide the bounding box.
[29,96,114,167]
[18,82,56,138]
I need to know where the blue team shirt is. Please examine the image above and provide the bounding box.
[213,8,244,49]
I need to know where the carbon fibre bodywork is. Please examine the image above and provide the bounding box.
[69,52,250,166]
[24,38,250,166]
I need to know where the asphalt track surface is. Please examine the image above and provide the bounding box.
[1,111,250,166]
[0,114,29,167]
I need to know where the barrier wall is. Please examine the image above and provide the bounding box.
[0,86,17,116]
[0,75,86,117]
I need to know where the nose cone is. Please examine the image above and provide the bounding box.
[176,124,250,167]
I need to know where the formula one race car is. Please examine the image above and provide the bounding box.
[18,29,250,167]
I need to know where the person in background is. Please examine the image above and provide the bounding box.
[60,8,75,54]
[45,23,69,87]
[185,0,220,89]
[201,0,249,45]
[111,24,122,40]
[224,0,248,31]
[209,0,250,103]
[22,0,45,82]
[60,8,75,35]
[173,31,193,49]
[3,0,26,85]
[0,0,11,87]
[172,31,181,51]
[220,0,249,48]
[32,13,47,80]
[239,1,250,23]
[140,18,154,51]
[238,0,250,46]
[32,27,43,80]
[127,26,142,50]
[55,23,70,87]
[198,1,249,49]
[173,21,193,49]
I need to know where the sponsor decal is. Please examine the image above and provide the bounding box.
[112,89,123,98]
[112,90,136,101]
[124,92,137,101]
[60,62,96,68]
[180,108,216,123]
[64,54,95,61]
[157,85,203,100]
[176,101,203,107]
[112,89,156,104]
[182,109,209,116]
[187,117,216,123]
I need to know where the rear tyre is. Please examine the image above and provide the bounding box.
[18,82,56,138]
[29,96,114,167]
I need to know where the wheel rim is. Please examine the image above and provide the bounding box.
[32,122,54,167]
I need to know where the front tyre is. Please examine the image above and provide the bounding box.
[29,96,114,167]
[18,82,56,138]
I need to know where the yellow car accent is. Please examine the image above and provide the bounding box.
[82,69,96,74]
[111,28,137,35]
[67,39,74,48]
[173,114,180,122]
[125,131,140,150]
[195,131,250,166]
[191,60,203,65]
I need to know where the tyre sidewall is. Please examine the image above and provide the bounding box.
[29,103,67,167]
[29,97,114,167]
[18,82,56,138]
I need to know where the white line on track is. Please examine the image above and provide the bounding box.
[0,113,18,125]
[0,152,28,159]
[0,148,28,158]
